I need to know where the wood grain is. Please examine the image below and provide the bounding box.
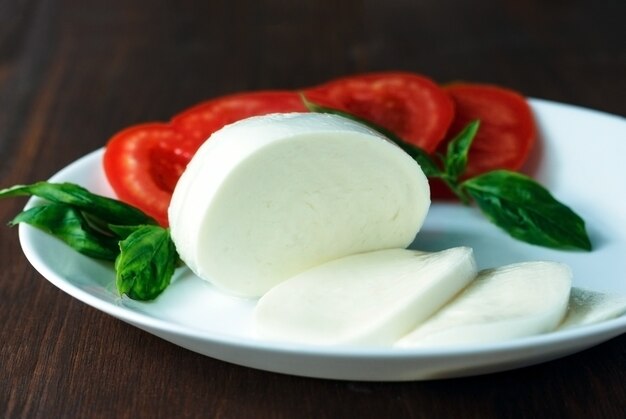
[1,0,625,417]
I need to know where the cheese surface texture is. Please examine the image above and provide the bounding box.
[254,247,477,345]
[396,261,572,347]
[559,288,626,329]
[169,113,430,297]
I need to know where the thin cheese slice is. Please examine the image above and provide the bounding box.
[396,261,572,347]
[558,288,626,329]
[169,113,430,297]
[254,247,477,346]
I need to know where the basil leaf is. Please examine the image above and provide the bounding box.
[462,170,592,251]
[393,138,443,178]
[0,182,156,226]
[115,225,177,300]
[11,203,120,260]
[444,120,479,180]
[108,224,142,240]
[300,93,442,177]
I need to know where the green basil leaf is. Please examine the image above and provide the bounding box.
[0,182,156,226]
[115,225,177,300]
[108,224,143,240]
[462,170,592,251]
[300,93,442,177]
[393,138,443,178]
[444,120,480,180]
[11,204,119,260]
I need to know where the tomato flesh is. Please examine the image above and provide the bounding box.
[103,123,187,226]
[430,83,536,199]
[103,78,538,222]
[104,92,307,225]
[148,141,193,193]
[304,72,455,152]
[172,91,307,147]
[443,83,536,177]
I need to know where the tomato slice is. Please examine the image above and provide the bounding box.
[105,92,307,225]
[103,123,189,226]
[171,90,307,149]
[431,83,537,199]
[443,83,536,176]
[304,72,455,152]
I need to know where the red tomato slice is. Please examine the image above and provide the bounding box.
[171,90,307,149]
[431,83,537,199]
[443,83,536,176]
[105,92,306,225]
[304,72,455,152]
[103,123,189,226]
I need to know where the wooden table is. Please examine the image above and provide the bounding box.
[1,1,625,417]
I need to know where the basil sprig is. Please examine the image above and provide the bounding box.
[0,182,155,226]
[12,203,121,260]
[1,182,178,300]
[301,94,592,251]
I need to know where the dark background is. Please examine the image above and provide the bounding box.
[1,0,625,417]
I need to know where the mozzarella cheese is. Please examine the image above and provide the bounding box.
[167,112,612,348]
[395,261,572,347]
[254,247,477,345]
[168,113,430,297]
[559,288,626,329]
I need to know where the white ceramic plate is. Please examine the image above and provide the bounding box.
[18,99,626,381]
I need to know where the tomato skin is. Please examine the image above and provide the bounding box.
[430,83,537,199]
[104,80,536,220]
[171,90,307,148]
[304,72,455,152]
[442,83,536,177]
[103,123,187,226]
[430,83,536,199]
[105,92,307,226]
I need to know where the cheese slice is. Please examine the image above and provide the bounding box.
[254,247,477,345]
[396,261,572,347]
[169,113,430,297]
[558,288,626,329]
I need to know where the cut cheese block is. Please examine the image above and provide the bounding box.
[169,113,430,297]
[558,288,626,329]
[254,247,477,346]
[396,261,572,347]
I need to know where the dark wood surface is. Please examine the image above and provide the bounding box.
[1,0,625,417]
